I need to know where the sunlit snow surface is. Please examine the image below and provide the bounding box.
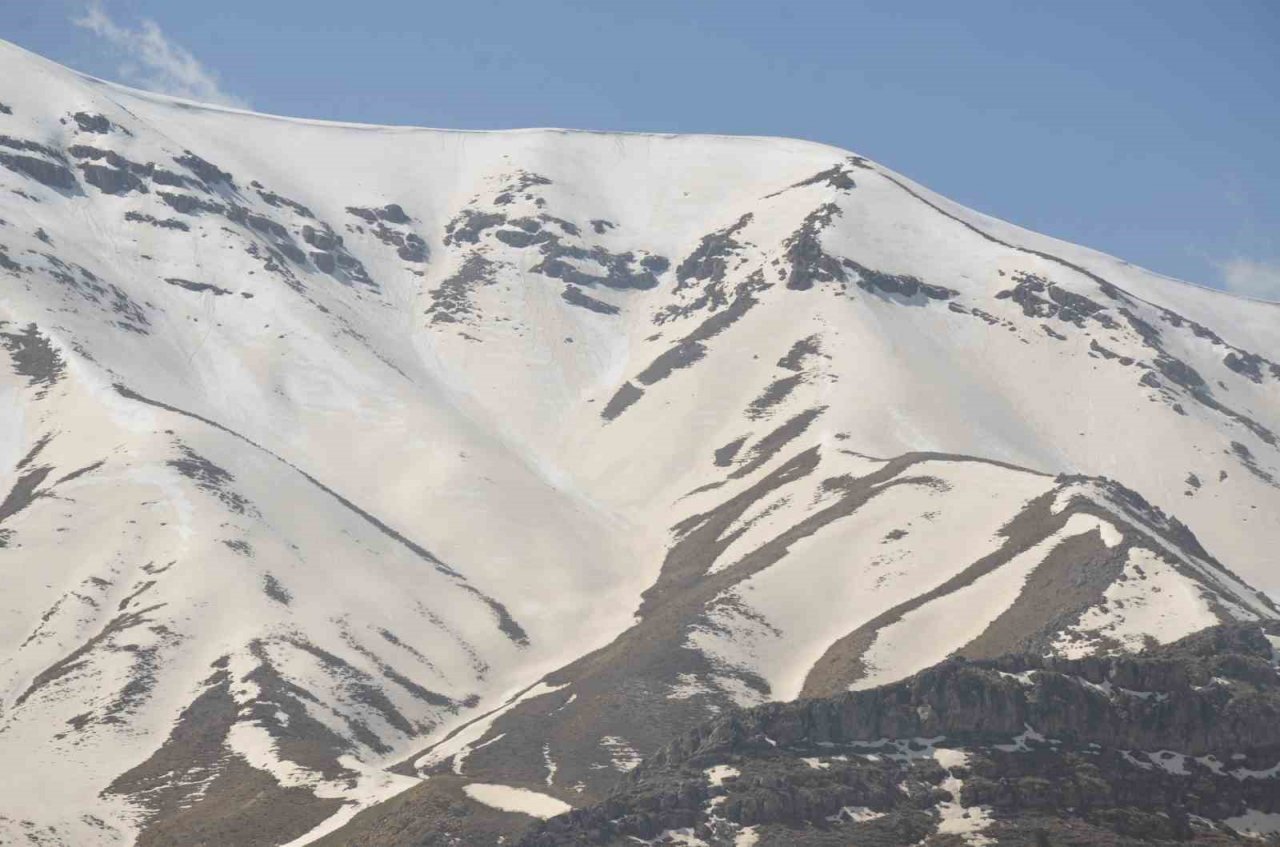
[462,783,573,819]
[0,37,1277,845]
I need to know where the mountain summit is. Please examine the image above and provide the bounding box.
[0,40,1277,846]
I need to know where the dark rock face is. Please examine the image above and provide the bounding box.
[494,170,553,205]
[165,278,233,296]
[159,190,224,215]
[602,381,644,421]
[777,335,824,372]
[426,253,498,324]
[1232,441,1277,486]
[1225,351,1265,383]
[0,135,77,190]
[607,274,770,419]
[445,209,507,245]
[520,624,1280,846]
[0,322,66,394]
[432,176,668,326]
[301,223,377,285]
[677,627,1280,760]
[782,204,845,291]
[372,222,428,263]
[790,162,858,192]
[125,211,189,231]
[347,204,428,263]
[167,445,256,516]
[174,151,235,188]
[81,163,147,195]
[379,203,410,224]
[562,285,620,315]
[996,272,1110,327]
[397,233,428,262]
[676,213,753,290]
[104,658,346,847]
[71,112,113,134]
[766,158,867,198]
[531,241,666,292]
[66,145,158,195]
[0,245,21,272]
[845,259,956,303]
[747,374,805,420]
[255,187,315,219]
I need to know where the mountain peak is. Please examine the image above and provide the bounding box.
[0,39,1277,847]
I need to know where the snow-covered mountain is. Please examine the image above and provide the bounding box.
[0,39,1276,846]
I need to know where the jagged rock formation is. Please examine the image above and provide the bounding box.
[522,623,1280,846]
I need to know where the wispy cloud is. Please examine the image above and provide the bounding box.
[1218,258,1280,302]
[72,2,248,109]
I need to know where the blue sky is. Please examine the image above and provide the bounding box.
[5,0,1278,298]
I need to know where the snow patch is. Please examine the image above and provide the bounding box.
[598,735,641,772]
[462,783,572,819]
[705,765,740,787]
[1055,548,1220,658]
[1225,810,1280,838]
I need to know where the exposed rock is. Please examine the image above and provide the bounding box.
[426,253,498,324]
[765,158,867,198]
[445,209,507,245]
[521,624,1280,846]
[782,204,844,291]
[174,151,235,188]
[165,278,232,296]
[0,322,65,394]
[562,285,620,315]
[602,381,644,421]
[167,444,255,516]
[71,112,114,134]
[777,335,823,372]
[845,259,956,303]
[676,213,753,290]
[256,187,315,218]
[125,211,189,231]
[0,135,77,189]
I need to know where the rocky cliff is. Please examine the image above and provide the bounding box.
[521,623,1280,845]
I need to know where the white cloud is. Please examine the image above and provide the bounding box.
[1218,258,1280,302]
[72,2,248,109]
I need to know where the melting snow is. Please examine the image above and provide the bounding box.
[705,765,740,787]
[542,743,557,786]
[462,783,572,819]
[598,736,642,772]
[1056,548,1220,659]
[933,749,994,845]
[1224,810,1280,838]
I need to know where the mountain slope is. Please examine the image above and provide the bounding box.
[521,622,1280,846]
[0,40,1277,846]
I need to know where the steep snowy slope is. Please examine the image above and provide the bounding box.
[0,40,1277,846]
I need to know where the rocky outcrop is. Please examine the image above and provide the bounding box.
[521,624,1280,845]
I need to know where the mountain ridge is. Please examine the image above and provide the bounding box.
[5,37,1276,307]
[0,38,1277,846]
